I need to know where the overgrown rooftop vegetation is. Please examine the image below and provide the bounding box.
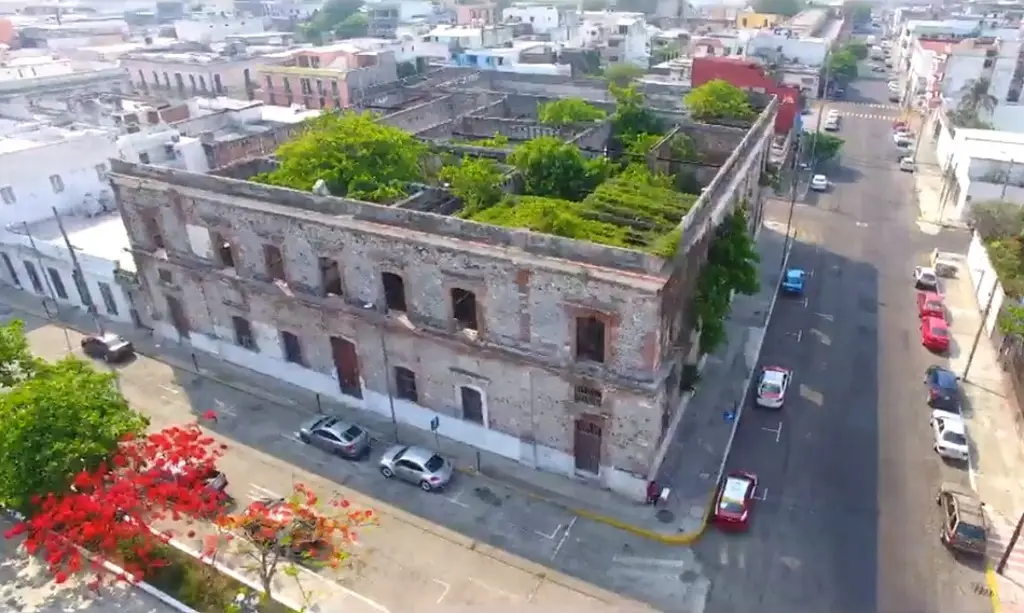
[252,79,759,257]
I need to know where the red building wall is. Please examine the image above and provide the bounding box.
[691,57,801,135]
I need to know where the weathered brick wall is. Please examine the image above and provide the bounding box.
[381,92,506,134]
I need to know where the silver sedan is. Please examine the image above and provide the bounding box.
[379,445,454,492]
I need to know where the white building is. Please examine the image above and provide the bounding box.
[0,123,118,229]
[120,47,270,100]
[501,3,577,41]
[422,24,514,49]
[934,118,1024,219]
[894,19,1020,75]
[748,30,828,67]
[0,47,128,99]
[173,15,266,43]
[579,10,650,67]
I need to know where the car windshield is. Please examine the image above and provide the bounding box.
[342,425,363,440]
[943,431,968,446]
[424,455,445,472]
[760,382,782,396]
[934,369,957,389]
[926,300,942,310]
[956,523,986,541]
[931,327,948,337]
[720,478,750,514]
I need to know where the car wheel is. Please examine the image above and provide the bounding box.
[419,480,433,492]
[380,466,394,479]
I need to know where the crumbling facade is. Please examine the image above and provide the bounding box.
[110,80,777,499]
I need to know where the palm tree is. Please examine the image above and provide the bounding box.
[955,77,998,124]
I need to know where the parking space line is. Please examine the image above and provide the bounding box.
[551,516,577,560]
[159,384,180,395]
[444,488,469,508]
[753,487,769,502]
[534,523,563,540]
[432,579,451,603]
[762,422,782,443]
[803,296,809,308]
[248,483,282,501]
[814,312,834,322]
[787,330,802,343]
[209,398,237,417]
[468,577,518,599]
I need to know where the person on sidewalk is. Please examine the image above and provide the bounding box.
[646,480,661,506]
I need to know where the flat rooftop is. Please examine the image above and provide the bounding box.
[24,213,134,271]
[0,126,111,156]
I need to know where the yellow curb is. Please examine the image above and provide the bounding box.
[457,466,718,545]
[987,565,1003,613]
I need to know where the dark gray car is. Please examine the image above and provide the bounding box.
[297,416,370,459]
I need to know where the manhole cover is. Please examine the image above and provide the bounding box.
[972,583,993,597]
[679,569,700,583]
[656,509,675,524]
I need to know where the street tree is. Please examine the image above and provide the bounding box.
[333,12,368,38]
[206,482,375,603]
[441,157,505,215]
[604,63,644,87]
[4,421,225,587]
[538,98,607,127]
[752,0,803,17]
[300,0,364,43]
[827,49,858,81]
[845,42,868,60]
[254,111,426,203]
[805,132,844,163]
[967,200,1024,241]
[954,78,998,126]
[0,319,40,387]
[0,356,148,513]
[684,80,757,124]
[508,137,613,201]
[610,83,663,149]
[694,210,760,353]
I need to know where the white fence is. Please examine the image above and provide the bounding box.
[966,231,1005,336]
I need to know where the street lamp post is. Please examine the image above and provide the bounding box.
[999,511,1024,574]
[963,279,997,382]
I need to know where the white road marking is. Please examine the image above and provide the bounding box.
[551,516,577,560]
[719,545,729,566]
[814,312,834,322]
[803,296,809,308]
[534,523,563,540]
[753,487,769,501]
[209,398,237,417]
[281,432,305,445]
[445,489,469,508]
[468,577,519,599]
[432,579,451,604]
[248,483,282,501]
[159,384,180,395]
[762,422,782,443]
[612,556,690,569]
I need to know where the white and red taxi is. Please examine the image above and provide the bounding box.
[714,471,758,531]
[755,366,791,409]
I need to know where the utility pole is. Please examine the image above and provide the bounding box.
[52,207,103,335]
[378,330,400,442]
[999,510,1024,574]
[19,221,72,354]
[963,281,997,381]
[1001,160,1015,200]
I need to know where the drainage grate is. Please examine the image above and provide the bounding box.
[972,582,993,597]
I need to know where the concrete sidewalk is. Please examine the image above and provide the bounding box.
[913,120,968,233]
[0,219,786,544]
[943,263,1024,612]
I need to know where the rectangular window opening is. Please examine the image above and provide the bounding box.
[451,287,478,331]
[382,272,407,312]
[232,315,257,350]
[281,330,304,365]
[264,244,286,281]
[574,384,603,406]
[394,366,418,402]
[319,257,343,296]
[575,316,606,363]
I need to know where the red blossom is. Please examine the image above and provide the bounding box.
[5,422,228,587]
[201,410,218,422]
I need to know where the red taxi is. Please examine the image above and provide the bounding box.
[916,291,945,321]
[714,471,758,531]
[920,316,950,353]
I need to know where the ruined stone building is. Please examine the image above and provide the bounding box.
[110,75,777,499]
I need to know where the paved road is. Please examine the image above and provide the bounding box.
[0,519,178,613]
[694,73,990,613]
[2,308,696,613]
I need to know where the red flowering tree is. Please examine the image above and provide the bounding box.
[200,482,376,605]
[3,420,228,587]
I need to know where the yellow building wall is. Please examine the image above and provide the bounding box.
[736,13,782,28]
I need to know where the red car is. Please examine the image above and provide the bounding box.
[921,316,950,353]
[714,471,758,531]
[916,291,945,320]
[893,120,907,131]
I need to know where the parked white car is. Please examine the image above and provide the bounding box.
[931,410,969,461]
[915,266,939,290]
[810,174,829,191]
[899,157,915,172]
[755,366,792,409]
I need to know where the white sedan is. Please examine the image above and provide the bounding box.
[915,266,939,290]
[931,410,969,461]
[899,157,915,172]
[755,366,792,409]
[810,174,829,191]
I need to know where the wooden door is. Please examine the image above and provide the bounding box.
[573,414,603,475]
[330,336,362,399]
[165,294,189,338]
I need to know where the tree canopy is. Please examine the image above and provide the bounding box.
[441,157,505,216]
[953,78,998,128]
[507,137,613,201]
[0,338,148,513]
[301,0,364,43]
[827,49,858,81]
[805,132,844,163]
[254,111,426,203]
[694,210,760,352]
[538,98,607,127]
[604,63,645,87]
[845,42,868,60]
[684,80,757,124]
[752,0,803,17]
[0,319,39,388]
[610,83,663,148]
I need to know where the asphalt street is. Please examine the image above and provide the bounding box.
[693,67,988,613]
